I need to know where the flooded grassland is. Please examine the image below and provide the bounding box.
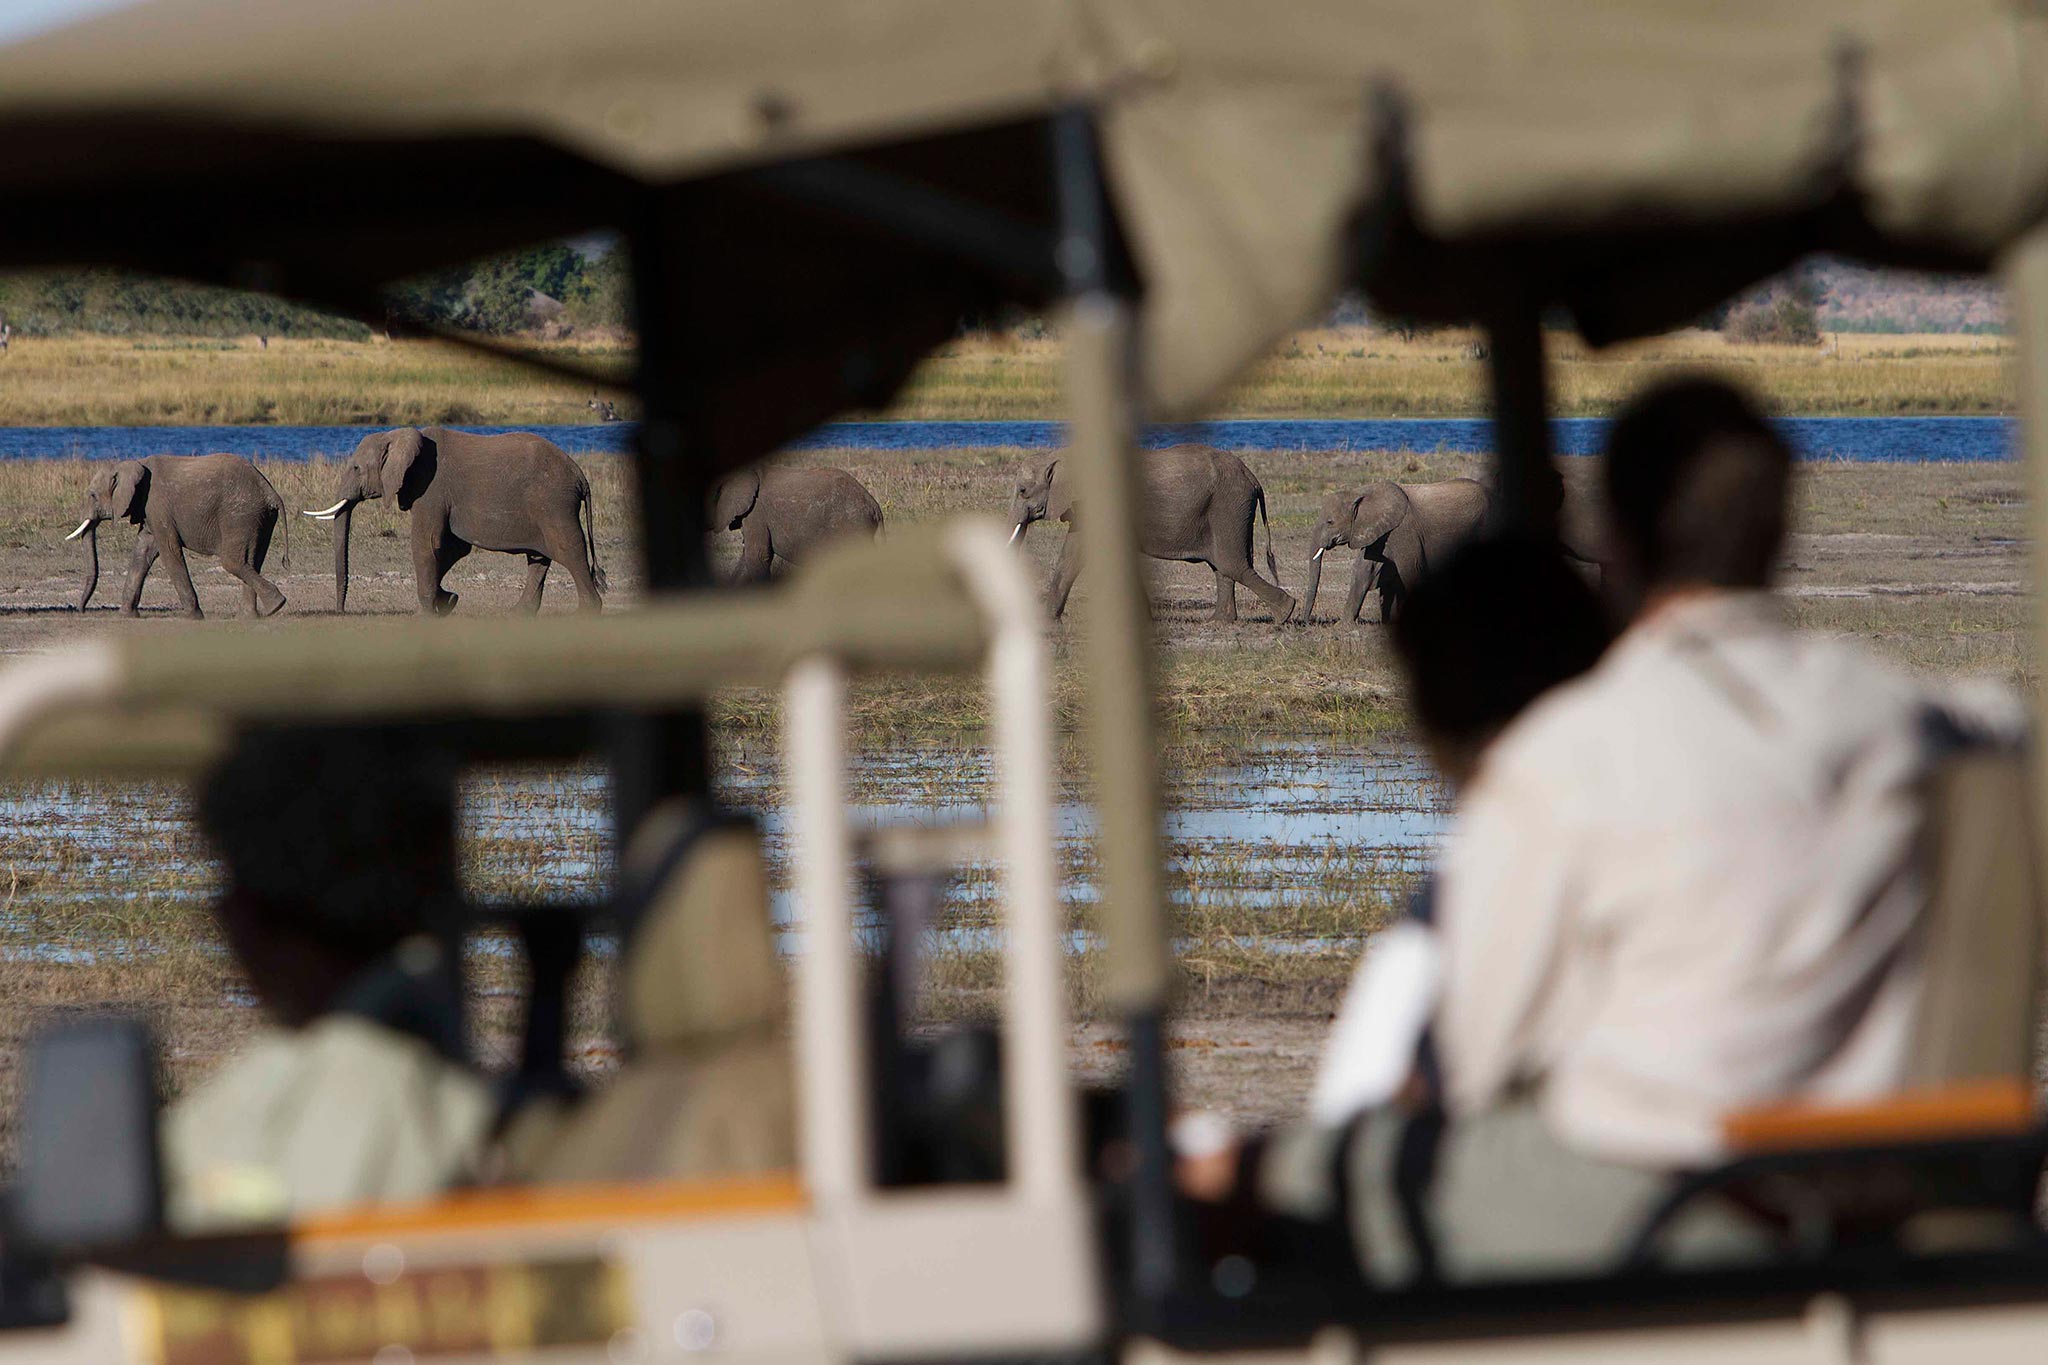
[0,452,2029,1136]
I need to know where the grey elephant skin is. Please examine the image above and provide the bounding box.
[712,466,882,585]
[306,427,607,616]
[1008,445,1295,623]
[1303,478,1490,624]
[1305,478,1610,622]
[68,453,289,619]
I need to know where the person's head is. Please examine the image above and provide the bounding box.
[1391,536,1612,785]
[1602,376,1792,610]
[198,730,460,1027]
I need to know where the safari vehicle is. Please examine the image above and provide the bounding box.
[3,2,2048,1363]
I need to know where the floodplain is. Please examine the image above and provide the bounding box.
[0,447,2026,1139]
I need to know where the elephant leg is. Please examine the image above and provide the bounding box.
[1225,566,1296,624]
[222,530,286,619]
[1210,525,1295,625]
[516,554,550,615]
[1047,532,1083,619]
[1213,567,1238,623]
[1344,555,1378,624]
[415,525,468,616]
[730,529,773,587]
[154,532,204,620]
[120,531,160,618]
[542,524,601,613]
[1377,567,1406,623]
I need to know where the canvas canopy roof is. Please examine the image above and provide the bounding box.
[0,0,2044,470]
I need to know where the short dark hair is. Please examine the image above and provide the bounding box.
[1392,536,1611,748]
[1603,376,1791,590]
[198,730,460,962]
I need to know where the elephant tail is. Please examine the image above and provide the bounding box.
[1256,482,1281,590]
[580,476,608,595]
[254,462,290,570]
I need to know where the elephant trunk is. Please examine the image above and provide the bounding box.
[332,503,352,612]
[74,521,99,612]
[1302,546,1324,623]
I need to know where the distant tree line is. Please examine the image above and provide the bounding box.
[0,239,632,340]
[0,269,372,339]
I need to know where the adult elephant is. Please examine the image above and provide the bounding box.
[1008,445,1295,623]
[305,427,607,616]
[1303,478,1490,623]
[66,453,288,618]
[711,466,882,585]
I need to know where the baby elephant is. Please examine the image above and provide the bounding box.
[1304,478,1489,623]
[67,453,289,619]
[712,466,883,585]
[1008,445,1295,624]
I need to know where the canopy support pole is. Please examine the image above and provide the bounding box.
[1483,299,1560,538]
[616,187,713,839]
[2002,230,2048,877]
[1052,108,1178,1306]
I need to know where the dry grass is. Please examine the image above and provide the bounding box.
[0,328,2014,426]
[887,327,2017,419]
[0,335,630,428]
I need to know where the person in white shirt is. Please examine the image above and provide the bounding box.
[1187,377,1979,1283]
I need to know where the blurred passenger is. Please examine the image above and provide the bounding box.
[165,732,490,1230]
[1191,376,2011,1282]
[1306,537,1610,1124]
[513,806,795,1182]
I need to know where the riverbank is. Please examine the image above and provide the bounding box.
[0,327,2016,426]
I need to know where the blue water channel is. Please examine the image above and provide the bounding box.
[0,415,2016,463]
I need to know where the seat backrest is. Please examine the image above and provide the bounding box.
[621,809,784,1051]
[1901,749,2043,1088]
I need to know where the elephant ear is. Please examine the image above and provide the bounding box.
[714,468,761,530]
[382,428,435,509]
[110,461,149,521]
[1351,485,1410,548]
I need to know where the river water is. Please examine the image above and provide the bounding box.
[0,415,2016,463]
[0,741,1449,963]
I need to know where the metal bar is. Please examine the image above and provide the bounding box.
[617,186,713,840]
[944,521,1079,1204]
[1053,106,1178,1301]
[2002,229,2048,969]
[1483,299,1560,538]
[786,656,872,1201]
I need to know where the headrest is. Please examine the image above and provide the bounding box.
[619,804,784,1051]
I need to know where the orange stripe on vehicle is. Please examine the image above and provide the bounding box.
[293,1172,806,1242]
[1724,1077,2037,1152]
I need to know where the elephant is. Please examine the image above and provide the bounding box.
[712,465,883,585]
[1007,445,1296,624]
[1303,478,1490,623]
[1305,477,1612,622]
[304,427,607,616]
[65,453,289,619]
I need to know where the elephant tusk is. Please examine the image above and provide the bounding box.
[63,519,94,542]
[304,500,351,520]
[1008,523,1025,545]
[1311,546,1325,561]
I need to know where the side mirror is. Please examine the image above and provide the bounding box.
[11,1014,164,1255]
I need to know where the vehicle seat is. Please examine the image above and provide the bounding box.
[516,805,795,1183]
